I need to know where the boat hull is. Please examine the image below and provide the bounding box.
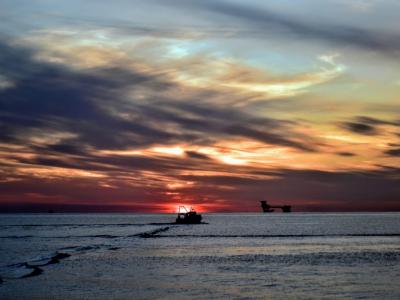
[175,214,202,224]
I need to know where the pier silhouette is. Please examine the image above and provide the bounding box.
[261,201,291,213]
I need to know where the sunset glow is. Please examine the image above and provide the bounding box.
[0,0,399,212]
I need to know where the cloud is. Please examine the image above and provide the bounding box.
[185,151,211,160]
[161,53,345,100]
[223,124,314,152]
[342,122,378,135]
[164,0,400,57]
[1,36,399,212]
[23,29,349,103]
[340,115,400,138]
[0,36,324,178]
[0,42,176,148]
[384,148,400,157]
[336,0,382,13]
[1,37,322,154]
[2,148,400,212]
[356,116,399,126]
[341,116,400,135]
[336,152,356,157]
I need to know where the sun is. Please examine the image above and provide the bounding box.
[159,203,204,213]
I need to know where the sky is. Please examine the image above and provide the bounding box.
[0,0,399,212]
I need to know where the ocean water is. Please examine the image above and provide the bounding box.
[1,213,400,299]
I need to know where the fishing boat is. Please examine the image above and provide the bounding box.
[175,206,202,224]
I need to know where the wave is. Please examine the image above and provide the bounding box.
[0,222,175,228]
[0,226,171,283]
[181,251,400,266]
[133,233,400,238]
[2,232,400,240]
[0,235,35,239]
[0,235,120,239]
[0,225,174,239]
[1,252,71,281]
[137,226,170,238]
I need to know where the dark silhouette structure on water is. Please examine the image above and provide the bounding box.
[261,201,291,213]
[176,206,202,224]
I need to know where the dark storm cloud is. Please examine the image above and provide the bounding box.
[185,151,211,160]
[342,122,378,135]
[224,124,314,152]
[384,148,400,157]
[164,0,400,57]
[341,116,399,135]
[0,40,315,153]
[356,116,400,126]
[0,41,173,150]
[45,143,87,155]
[11,146,221,176]
[336,152,356,157]
[134,101,312,151]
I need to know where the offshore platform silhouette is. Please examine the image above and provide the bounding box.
[260,200,291,213]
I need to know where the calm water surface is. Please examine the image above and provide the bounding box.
[1,213,400,299]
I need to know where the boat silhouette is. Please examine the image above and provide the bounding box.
[260,200,291,213]
[175,206,202,224]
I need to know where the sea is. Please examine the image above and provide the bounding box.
[1,213,400,299]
